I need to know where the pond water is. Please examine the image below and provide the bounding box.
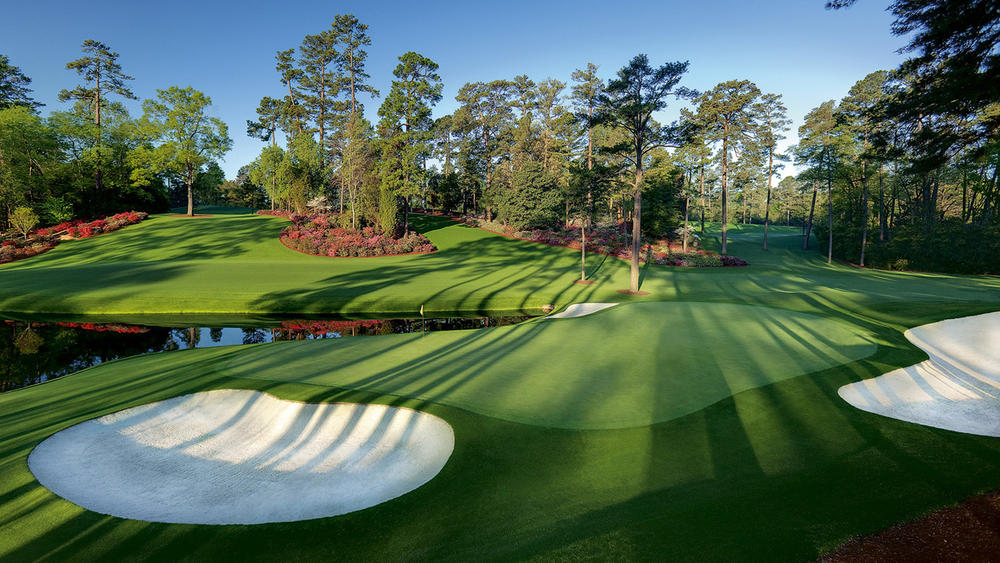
[0,315,532,393]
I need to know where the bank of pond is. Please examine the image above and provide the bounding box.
[0,314,532,392]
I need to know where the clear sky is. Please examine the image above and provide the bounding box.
[2,0,905,179]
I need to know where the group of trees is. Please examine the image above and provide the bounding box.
[790,0,1000,273]
[5,1,996,275]
[0,41,230,230]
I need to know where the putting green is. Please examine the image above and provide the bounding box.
[203,301,877,429]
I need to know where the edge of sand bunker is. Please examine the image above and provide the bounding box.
[28,389,455,524]
[838,311,1000,437]
[546,303,619,319]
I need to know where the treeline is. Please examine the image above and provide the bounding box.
[0,44,231,230]
[798,0,1000,274]
[235,16,694,245]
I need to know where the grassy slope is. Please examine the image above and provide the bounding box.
[1,211,997,316]
[1,212,1000,560]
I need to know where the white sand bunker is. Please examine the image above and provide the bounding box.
[28,389,454,524]
[546,302,618,319]
[839,311,1000,436]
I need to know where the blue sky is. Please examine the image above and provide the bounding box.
[2,0,905,178]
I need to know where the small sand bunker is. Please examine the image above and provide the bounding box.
[28,389,454,524]
[546,303,618,319]
[839,311,1000,436]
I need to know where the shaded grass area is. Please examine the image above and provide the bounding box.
[0,212,998,316]
[1,300,999,560]
[218,302,877,429]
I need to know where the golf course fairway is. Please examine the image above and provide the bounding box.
[1,209,999,561]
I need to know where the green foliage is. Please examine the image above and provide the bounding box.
[8,206,38,238]
[0,106,58,219]
[279,133,324,213]
[641,160,682,238]
[378,181,400,236]
[248,145,286,208]
[376,51,443,229]
[0,54,40,110]
[58,40,137,123]
[39,196,74,225]
[131,86,232,214]
[497,162,563,230]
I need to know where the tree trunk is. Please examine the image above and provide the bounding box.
[878,167,886,241]
[804,180,818,250]
[827,175,833,264]
[580,218,587,282]
[683,193,690,253]
[764,150,772,250]
[186,163,195,216]
[860,160,870,267]
[699,165,706,237]
[721,131,729,255]
[630,167,643,292]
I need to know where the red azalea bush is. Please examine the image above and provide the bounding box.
[0,211,149,264]
[276,213,436,257]
[461,216,748,268]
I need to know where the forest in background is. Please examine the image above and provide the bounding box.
[1,0,996,274]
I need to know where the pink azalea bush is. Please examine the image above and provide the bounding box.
[272,212,436,257]
[462,216,748,268]
[0,211,149,264]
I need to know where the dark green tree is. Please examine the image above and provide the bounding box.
[130,87,232,216]
[454,80,515,220]
[376,52,443,233]
[58,40,136,204]
[593,54,693,292]
[756,92,791,250]
[688,79,761,255]
[0,55,40,111]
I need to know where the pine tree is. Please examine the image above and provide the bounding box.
[58,40,136,207]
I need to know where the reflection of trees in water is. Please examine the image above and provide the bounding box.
[242,329,267,345]
[0,315,532,393]
[0,322,175,392]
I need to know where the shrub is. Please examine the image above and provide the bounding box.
[8,207,38,239]
[277,213,437,257]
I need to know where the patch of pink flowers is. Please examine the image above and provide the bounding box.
[461,216,748,267]
[277,213,436,257]
[1,211,148,264]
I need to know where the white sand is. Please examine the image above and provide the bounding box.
[27,389,455,524]
[546,303,619,319]
[838,311,1000,436]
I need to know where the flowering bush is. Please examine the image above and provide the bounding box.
[0,211,148,264]
[0,239,58,264]
[461,216,747,268]
[276,213,436,257]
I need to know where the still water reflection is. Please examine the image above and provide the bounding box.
[1,316,531,393]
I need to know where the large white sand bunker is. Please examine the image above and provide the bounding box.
[28,389,455,524]
[839,311,1000,436]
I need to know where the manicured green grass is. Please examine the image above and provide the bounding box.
[216,301,877,429]
[1,210,997,316]
[1,210,1000,560]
